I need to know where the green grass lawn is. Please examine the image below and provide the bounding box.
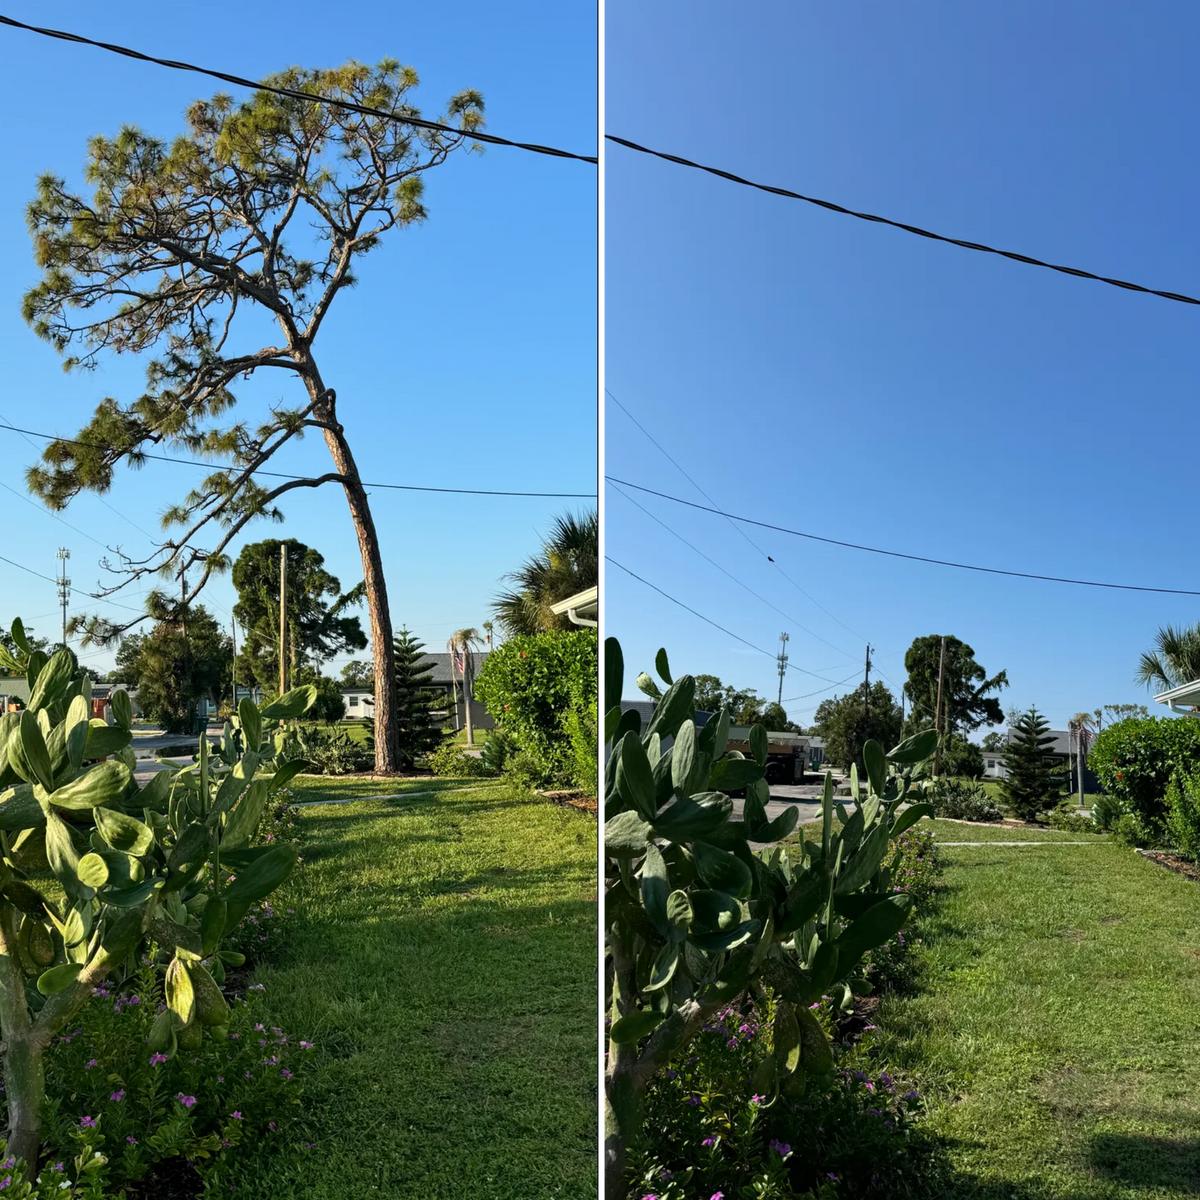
[247,777,597,1198]
[876,837,1200,1198]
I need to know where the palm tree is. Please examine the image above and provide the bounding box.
[492,510,598,637]
[447,628,483,745]
[1136,623,1200,692]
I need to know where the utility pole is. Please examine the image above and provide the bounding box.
[934,636,947,777]
[776,632,789,706]
[278,544,288,697]
[55,548,70,648]
[231,617,238,713]
[863,643,872,722]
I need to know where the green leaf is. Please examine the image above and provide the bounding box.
[645,676,696,742]
[835,894,914,962]
[0,784,45,831]
[604,638,624,719]
[651,793,732,841]
[689,888,741,932]
[863,739,887,796]
[758,805,800,844]
[64,696,90,773]
[890,802,934,838]
[796,1003,834,1074]
[749,724,768,767]
[45,811,85,899]
[670,720,697,796]
[640,842,671,937]
[19,711,54,793]
[28,648,74,712]
[690,918,759,955]
[10,619,30,655]
[238,698,262,752]
[708,755,765,792]
[84,722,132,761]
[76,852,109,890]
[41,761,132,811]
[132,769,174,813]
[221,779,268,851]
[665,890,692,940]
[605,809,653,855]
[809,940,840,994]
[94,806,154,856]
[774,1000,802,1074]
[615,731,657,821]
[36,962,82,996]
[691,840,752,897]
[835,822,891,895]
[110,688,132,732]
[201,898,227,957]
[777,870,825,934]
[165,957,195,1025]
[888,729,938,765]
[259,686,317,720]
[609,1009,665,1044]
[644,941,680,992]
[266,760,305,794]
[225,844,297,904]
[654,648,673,686]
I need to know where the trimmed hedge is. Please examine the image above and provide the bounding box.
[1089,716,1200,835]
[474,629,598,790]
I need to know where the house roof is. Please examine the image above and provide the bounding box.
[1004,727,1075,756]
[550,586,598,623]
[1155,679,1200,710]
[338,652,489,696]
[0,678,29,701]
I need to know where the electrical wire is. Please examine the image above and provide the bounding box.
[606,556,775,660]
[781,671,862,704]
[604,386,868,648]
[0,422,595,498]
[609,481,845,680]
[605,134,1200,307]
[607,476,1200,597]
[0,13,597,164]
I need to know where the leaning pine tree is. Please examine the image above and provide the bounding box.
[22,61,485,774]
[1001,706,1065,820]
[393,628,447,769]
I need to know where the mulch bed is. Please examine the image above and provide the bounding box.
[1136,848,1200,883]
[537,790,597,815]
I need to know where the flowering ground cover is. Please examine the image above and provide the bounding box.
[240,777,598,1198]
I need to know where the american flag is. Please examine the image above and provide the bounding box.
[452,646,466,678]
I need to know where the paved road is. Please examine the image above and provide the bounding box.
[130,724,224,785]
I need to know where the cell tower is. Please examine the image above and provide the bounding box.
[776,631,789,705]
[56,548,71,648]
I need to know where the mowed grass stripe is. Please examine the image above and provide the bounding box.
[250,779,598,1200]
[878,840,1200,1198]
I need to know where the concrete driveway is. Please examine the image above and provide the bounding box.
[130,724,224,786]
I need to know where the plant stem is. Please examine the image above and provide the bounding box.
[0,902,40,1176]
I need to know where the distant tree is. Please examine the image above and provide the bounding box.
[691,674,765,724]
[393,628,448,768]
[125,605,231,733]
[114,633,146,689]
[942,735,984,778]
[812,682,903,773]
[904,635,1008,739]
[294,671,346,723]
[339,660,375,689]
[1136,623,1200,692]
[233,539,366,690]
[21,61,485,774]
[492,511,597,636]
[1098,702,1152,729]
[981,731,1006,752]
[1001,707,1066,820]
[447,628,483,742]
[760,701,801,733]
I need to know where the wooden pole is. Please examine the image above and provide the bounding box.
[278,545,287,698]
[231,618,237,714]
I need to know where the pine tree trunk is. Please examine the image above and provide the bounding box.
[306,378,399,774]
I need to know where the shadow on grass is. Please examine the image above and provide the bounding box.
[1087,1133,1200,1193]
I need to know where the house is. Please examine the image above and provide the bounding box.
[340,652,494,731]
[981,728,1100,791]
[550,586,598,628]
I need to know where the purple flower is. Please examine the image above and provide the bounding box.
[249,983,265,992]
[904,1089,919,1101]
[150,1053,168,1066]
[280,1068,293,1080]
[770,1139,791,1156]
[710,1193,725,1200]
[79,1115,96,1128]
[231,1111,243,1120]
[750,1094,765,1105]
[127,1136,138,1145]
[109,1090,125,1102]
[827,1174,841,1183]
[300,1041,314,1050]
[176,1094,197,1109]
[685,1094,700,1106]
[701,1137,716,1147]
[86,1058,98,1069]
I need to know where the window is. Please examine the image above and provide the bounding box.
[986,759,995,769]
[348,695,359,707]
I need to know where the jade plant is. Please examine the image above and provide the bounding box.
[0,619,313,1172]
[603,639,935,1197]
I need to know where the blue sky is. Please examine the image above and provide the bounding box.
[0,1,596,674]
[605,0,1200,734]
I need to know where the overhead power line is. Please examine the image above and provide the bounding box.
[606,135,1200,307]
[608,476,1200,597]
[782,672,861,704]
[0,423,595,498]
[0,13,597,164]
[604,386,868,652]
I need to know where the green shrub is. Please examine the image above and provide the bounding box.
[1046,806,1097,833]
[427,742,495,778]
[1090,717,1200,836]
[280,725,371,775]
[941,735,984,778]
[927,778,1001,822]
[1090,791,1123,831]
[1165,770,1200,859]
[1111,812,1151,849]
[479,727,517,775]
[474,629,597,788]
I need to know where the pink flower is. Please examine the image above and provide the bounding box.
[176,1094,197,1109]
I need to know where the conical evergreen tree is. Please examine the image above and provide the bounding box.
[393,628,448,769]
[1001,706,1065,820]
